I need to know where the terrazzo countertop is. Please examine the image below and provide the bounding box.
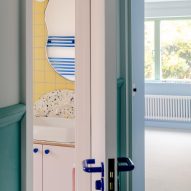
[34,90,75,118]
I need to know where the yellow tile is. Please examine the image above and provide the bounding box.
[33,71,35,82]
[33,62,35,72]
[34,48,45,59]
[32,26,35,36]
[55,84,67,90]
[33,84,36,94]
[35,93,43,101]
[34,25,46,36]
[34,71,45,83]
[33,0,54,102]
[44,0,48,7]
[55,75,66,84]
[45,72,56,83]
[32,14,35,25]
[33,94,40,102]
[34,2,45,13]
[44,57,49,64]
[34,14,45,25]
[35,60,45,71]
[35,84,45,96]
[63,81,74,90]
[45,61,54,71]
[67,83,75,90]
[34,37,46,48]
[45,84,56,93]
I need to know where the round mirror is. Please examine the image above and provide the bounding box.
[45,0,75,81]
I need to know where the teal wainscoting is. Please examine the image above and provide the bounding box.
[0,104,26,191]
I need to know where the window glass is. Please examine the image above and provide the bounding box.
[161,20,191,80]
[145,21,155,80]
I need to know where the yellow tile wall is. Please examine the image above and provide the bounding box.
[33,0,75,102]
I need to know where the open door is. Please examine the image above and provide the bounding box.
[76,0,116,190]
[90,0,119,190]
[79,0,144,191]
[76,0,122,190]
[116,0,145,189]
[78,0,144,191]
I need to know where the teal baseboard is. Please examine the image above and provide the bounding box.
[0,104,25,191]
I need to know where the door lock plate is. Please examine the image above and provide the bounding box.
[108,159,115,191]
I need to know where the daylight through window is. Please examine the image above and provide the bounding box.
[145,18,191,81]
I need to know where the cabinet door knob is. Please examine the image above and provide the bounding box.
[44,149,50,155]
[33,148,39,153]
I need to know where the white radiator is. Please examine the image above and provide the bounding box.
[145,95,191,122]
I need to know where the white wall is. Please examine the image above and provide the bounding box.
[145,0,191,18]
[0,0,20,107]
[145,127,191,191]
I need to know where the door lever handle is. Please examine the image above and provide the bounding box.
[82,159,104,176]
[118,157,134,172]
[82,159,104,191]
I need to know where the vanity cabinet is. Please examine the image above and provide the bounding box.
[33,144,75,191]
[33,144,43,191]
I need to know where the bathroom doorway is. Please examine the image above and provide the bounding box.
[32,0,120,190]
[28,0,145,190]
[32,0,77,190]
[32,0,93,190]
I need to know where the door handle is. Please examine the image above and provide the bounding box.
[44,149,50,155]
[33,148,39,153]
[117,157,134,172]
[82,159,104,191]
[82,159,104,176]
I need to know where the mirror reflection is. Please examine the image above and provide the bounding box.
[45,0,75,81]
[33,0,76,190]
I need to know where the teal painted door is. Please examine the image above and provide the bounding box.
[116,0,129,190]
[117,0,145,190]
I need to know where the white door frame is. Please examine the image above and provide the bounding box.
[75,0,91,190]
[23,0,92,191]
[23,0,144,190]
[21,0,33,191]
[91,0,118,190]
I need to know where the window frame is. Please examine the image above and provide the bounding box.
[145,17,191,83]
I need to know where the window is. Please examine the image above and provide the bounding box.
[145,18,191,81]
[145,21,155,80]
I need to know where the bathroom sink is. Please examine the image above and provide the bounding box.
[33,117,75,143]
